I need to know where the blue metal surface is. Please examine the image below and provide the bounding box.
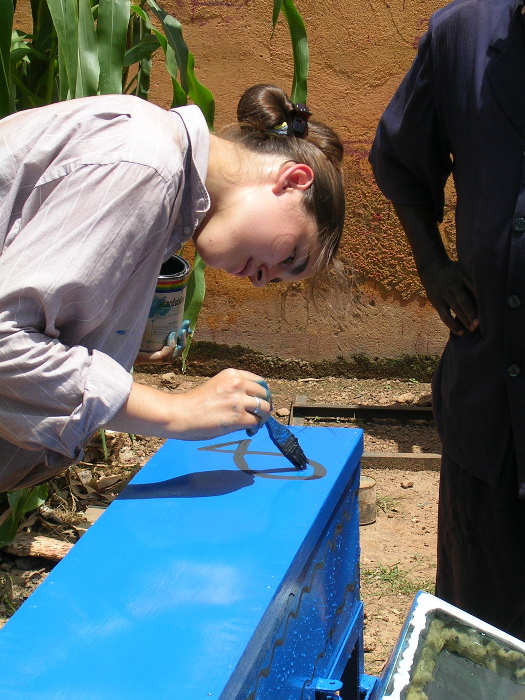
[360,674,382,699]
[0,426,363,699]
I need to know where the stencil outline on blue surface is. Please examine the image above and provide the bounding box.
[199,439,327,480]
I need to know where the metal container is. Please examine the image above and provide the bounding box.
[140,254,191,352]
[359,475,377,525]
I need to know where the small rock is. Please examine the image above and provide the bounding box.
[364,641,377,653]
[177,381,194,391]
[401,480,414,489]
[395,393,415,404]
[77,469,95,486]
[275,407,290,418]
[39,505,63,524]
[161,372,178,384]
[83,506,105,524]
[377,396,392,405]
[119,447,137,465]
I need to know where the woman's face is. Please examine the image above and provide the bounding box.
[194,170,320,287]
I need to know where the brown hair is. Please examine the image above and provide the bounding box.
[218,84,345,277]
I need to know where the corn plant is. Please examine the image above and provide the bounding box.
[0,484,48,549]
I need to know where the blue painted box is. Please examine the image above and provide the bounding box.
[0,426,371,699]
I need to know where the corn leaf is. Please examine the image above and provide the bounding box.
[181,253,206,371]
[46,0,77,99]
[145,0,189,93]
[26,0,57,107]
[280,0,308,104]
[76,0,99,97]
[272,0,284,28]
[165,44,187,107]
[0,1,14,117]
[123,35,160,66]
[187,53,215,128]
[97,0,129,94]
[0,484,48,549]
[136,54,151,100]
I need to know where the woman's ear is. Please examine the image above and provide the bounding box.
[272,163,314,193]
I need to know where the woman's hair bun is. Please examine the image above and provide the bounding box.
[237,84,293,132]
[236,83,343,166]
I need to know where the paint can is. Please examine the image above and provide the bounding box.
[359,475,377,525]
[140,255,191,352]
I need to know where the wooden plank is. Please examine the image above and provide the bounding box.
[3,533,72,562]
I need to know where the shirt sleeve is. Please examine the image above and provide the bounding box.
[369,24,453,222]
[0,159,174,461]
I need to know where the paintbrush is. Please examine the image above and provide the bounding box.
[265,416,308,470]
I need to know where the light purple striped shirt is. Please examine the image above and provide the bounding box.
[0,95,210,490]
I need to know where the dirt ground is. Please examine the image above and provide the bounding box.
[0,371,441,679]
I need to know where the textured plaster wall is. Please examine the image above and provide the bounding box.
[148,0,453,361]
[13,0,452,361]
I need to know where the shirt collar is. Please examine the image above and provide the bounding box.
[170,104,210,211]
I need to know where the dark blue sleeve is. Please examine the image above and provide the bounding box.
[369,25,453,222]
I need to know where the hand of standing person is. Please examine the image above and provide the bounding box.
[393,203,479,335]
[417,257,478,336]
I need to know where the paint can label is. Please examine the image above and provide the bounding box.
[140,255,191,352]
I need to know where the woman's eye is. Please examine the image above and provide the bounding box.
[282,249,297,266]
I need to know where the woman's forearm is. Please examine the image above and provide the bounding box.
[103,368,272,442]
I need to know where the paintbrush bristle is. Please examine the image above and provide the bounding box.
[265,416,308,470]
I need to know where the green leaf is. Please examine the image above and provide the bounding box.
[0,0,15,117]
[145,0,189,93]
[0,484,48,549]
[131,4,153,29]
[136,54,151,100]
[272,0,284,29]
[76,0,99,97]
[46,0,78,99]
[281,0,308,103]
[97,0,130,94]
[99,428,109,462]
[10,69,47,108]
[181,254,206,370]
[187,53,214,128]
[9,46,32,64]
[123,34,160,66]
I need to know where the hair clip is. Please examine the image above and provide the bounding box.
[288,103,311,138]
[269,121,289,135]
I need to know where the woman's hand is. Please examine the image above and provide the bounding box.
[104,368,271,441]
[134,321,192,365]
[173,369,272,439]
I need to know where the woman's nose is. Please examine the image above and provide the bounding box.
[250,266,268,288]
